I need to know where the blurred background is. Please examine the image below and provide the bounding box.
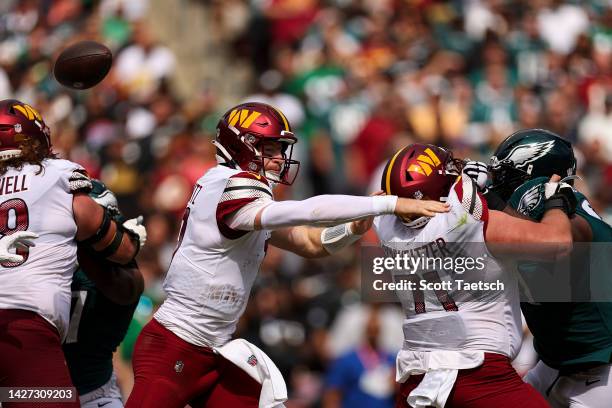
[2,0,611,406]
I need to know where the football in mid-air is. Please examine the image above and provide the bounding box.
[53,40,112,90]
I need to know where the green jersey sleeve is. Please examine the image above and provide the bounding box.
[508,177,549,221]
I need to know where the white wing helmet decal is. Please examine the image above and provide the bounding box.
[517,183,542,215]
[491,140,555,169]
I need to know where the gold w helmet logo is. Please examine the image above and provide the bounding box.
[228,109,262,129]
[13,103,43,122]
[408,147,441,176]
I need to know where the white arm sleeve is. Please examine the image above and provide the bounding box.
[227,195,397,231]
[258,195,398,230]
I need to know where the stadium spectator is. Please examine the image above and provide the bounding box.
[323,307,396,408]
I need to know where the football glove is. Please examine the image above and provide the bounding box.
[0,231,38,263]
[543,181,577,216]
[123,216,147,248]
[462,160,489,191]
[463,160,507,210]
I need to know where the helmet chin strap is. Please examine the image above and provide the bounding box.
[212,140,239,169]
[402,216,431,229]
[400,196,447,229]
[264,170,281,189]
[265,170,280,181]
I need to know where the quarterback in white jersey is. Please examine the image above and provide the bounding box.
[376,143,575,408]
[0,99,143,399]
[126,102,449,408]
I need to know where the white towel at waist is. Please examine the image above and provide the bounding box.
[407,369,458,408]
[397,349,485,408]
[214,338,287,408]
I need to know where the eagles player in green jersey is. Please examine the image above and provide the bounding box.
[63,180,144,408]
[487,129,612,408]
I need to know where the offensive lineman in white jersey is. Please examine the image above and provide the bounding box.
[373,143,577,408]
[0,99,145,406]
[126,102,449,408]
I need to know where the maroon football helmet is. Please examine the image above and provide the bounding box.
[381,143,461,202]
[214,102,299,185]
[0,99,51,161]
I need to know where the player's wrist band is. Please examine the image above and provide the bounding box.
[373,195,398,214]
[544,194,576,217]
[544,185,577,216]
[98,226,125,258]
[321,223,363,254]
[80,208,140,260]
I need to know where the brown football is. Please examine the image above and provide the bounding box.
[53,41,112,90]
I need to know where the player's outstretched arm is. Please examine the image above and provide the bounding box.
[253,195,448,230]
[270,226,327,258]
[73,193,141,264]
[268,192,381,258]
[487,209,571,244]
[486,176,574,259]
[269,216,373,258]
[219,173,448,239]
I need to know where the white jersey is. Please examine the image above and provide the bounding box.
[0,159,89,340]
[155,165,272,347]
[374,176,522,359]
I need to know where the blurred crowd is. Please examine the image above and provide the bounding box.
[2,0,611,406]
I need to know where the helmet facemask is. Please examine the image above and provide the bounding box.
[0,124,24,161]
[488,159,531,202]
[441,156,464,184]
[251,133,300,185]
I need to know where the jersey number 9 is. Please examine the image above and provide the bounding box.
[0,198,30,267]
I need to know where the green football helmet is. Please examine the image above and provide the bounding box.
[489,128,576,201]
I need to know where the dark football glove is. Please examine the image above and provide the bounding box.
[543,181,577,216]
